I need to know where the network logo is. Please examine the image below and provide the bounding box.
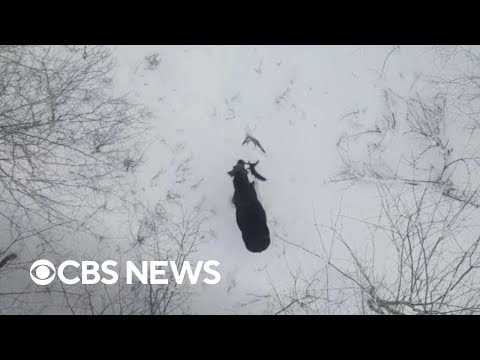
[30,259,57,285]
[29,259,221,286]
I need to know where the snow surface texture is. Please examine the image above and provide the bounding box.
[102,45,455,314]
[4,45,474,314]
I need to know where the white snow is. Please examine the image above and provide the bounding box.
[100,45,453,314]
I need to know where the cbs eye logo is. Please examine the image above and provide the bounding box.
[30,259,56,285]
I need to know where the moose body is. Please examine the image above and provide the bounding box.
[228,160,270,253]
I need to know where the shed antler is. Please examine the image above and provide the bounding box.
[242,135,266,153]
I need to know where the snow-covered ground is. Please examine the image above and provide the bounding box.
[101,45,453,314]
